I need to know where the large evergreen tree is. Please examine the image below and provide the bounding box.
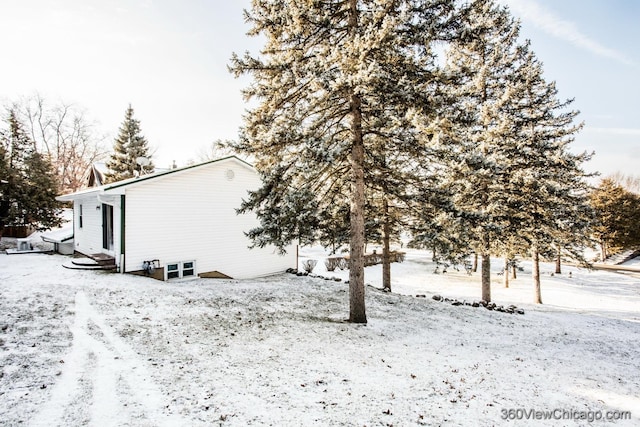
[22,151,62,230]
[437,0,592,304]
[105,104,154,183]
[499,44,593,303]
[0,110,61,231]
[439,0,523,302]
[230,0,456,323]
[1,110,31,229]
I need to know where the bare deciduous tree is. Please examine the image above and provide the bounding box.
[190,139,239,164]
[10,94,109,193]
[608,171,640,194]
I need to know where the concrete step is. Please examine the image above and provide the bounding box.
[63,259,117,271]
[71,257,100,267]
[88,253,116,266]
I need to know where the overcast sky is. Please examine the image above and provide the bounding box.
[0,0,638,178]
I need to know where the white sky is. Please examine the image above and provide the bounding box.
[0,0,638,178]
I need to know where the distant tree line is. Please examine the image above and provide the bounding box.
[590,178,640,261]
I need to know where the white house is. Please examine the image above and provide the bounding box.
[57,156,297,280]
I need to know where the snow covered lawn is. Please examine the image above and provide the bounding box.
[1,250,639,426]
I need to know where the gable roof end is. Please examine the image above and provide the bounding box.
[56,156,253,201]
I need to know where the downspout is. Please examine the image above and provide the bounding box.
[120,195,126,273]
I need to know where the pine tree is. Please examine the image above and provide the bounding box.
[105,104,154,183]
[0,110,61,231]
[1,110,31,228]
[0,140,11,236]
[500,44,593,304]
[438,0,592,304]
[440,0,524,302]
[230,0,456,323]
[22,151,62,230]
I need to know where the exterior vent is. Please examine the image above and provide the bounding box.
[225,169,235,181]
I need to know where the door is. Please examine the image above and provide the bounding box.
[102,204,114,252]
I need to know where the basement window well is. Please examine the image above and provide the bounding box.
[165,261,196,280]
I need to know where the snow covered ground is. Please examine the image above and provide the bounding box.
[0,246,639,426]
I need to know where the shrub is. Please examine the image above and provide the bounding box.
[325,257,349,271]
[325,258,340,272]
[301,259,318,273]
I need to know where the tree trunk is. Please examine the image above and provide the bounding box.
[347,17,366,323]
[481,233,491,302]
[600,240,607,262]
[348,109,366,322]
[512,263,517,279]
[481,253,491,302]
[555,251,561,274]
[472,253,478,273]
[503,256,509,288]
[532,246,542,304]
[382,198,391,292]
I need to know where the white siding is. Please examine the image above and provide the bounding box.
[121,159,296,279]
[73,196,103,256]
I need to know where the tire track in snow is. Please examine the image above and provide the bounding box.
[30,291,181,427]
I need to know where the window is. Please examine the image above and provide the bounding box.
[166,263,180,279]
[79,204,83,228]
[182,262,195,277]
[165,261,196,280]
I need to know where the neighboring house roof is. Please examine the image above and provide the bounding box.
[41,225,74,243]
[86,162,109,187]
[59,156,254,201]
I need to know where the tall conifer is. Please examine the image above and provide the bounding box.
[0,110,61,230]
[441,0,523,302]
[105,105,154,183]
[501,45,593,303]
[230,0,455,322]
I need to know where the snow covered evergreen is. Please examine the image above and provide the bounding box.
[438,0,525,303]
[430,0,592,304]
[229,0,457,323]
[500,43,593,303]
[105,104,154,183]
